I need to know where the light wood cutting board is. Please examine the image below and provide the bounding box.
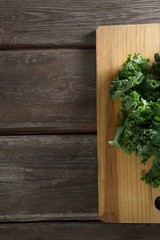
[96,23,160,223]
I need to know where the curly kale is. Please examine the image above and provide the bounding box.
[109,53,160,188]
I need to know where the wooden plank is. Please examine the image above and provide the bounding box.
[1,222,160,239]
[0,0,160,47]
[0,134,98,221]
[0,49,96,134]
[96,24,160,223]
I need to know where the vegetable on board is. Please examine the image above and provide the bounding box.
[109,53,160,188]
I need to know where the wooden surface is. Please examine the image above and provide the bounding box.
[0,0,160,48]
[0,49,96,134]
[0,222,160,240]
[0,135,97,221]
[97,24,160,223]
[0,0,160,239]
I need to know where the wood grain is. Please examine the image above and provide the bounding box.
[0,134,98,221]
[0,49,96,134]
[1,222,160,240]
[97,24,160,223]
[0,0,160,47]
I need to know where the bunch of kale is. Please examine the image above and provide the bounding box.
[109,53,160,188]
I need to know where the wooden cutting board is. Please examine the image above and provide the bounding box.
[96,23,160,223]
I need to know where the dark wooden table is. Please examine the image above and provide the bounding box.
[0,1,160,239]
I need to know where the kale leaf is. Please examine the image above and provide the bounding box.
[109,53,160,188]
